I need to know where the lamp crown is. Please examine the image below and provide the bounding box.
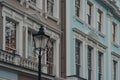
[38,25,45,35]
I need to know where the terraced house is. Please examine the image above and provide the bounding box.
[65,0,120,80]
[1,0,120,80]
[0,0,64,80]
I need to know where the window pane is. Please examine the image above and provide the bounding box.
[75,39,81,76]
[98,52,103,80]
[46,40,54,75]
[47,0,54,16]
[112,23,117,43]
[113,60,117,80]
[97,10,102,32]
[75,0,80,17]
[88,46,92,80]
[28,31,34,57]
[87,3,92,25]
[75,0,80,6]
[5,18,17,53]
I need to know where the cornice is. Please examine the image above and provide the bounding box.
[111,51,120,58]
[73,28,107,49]
[0,0,61,35]
[98,0,120,19]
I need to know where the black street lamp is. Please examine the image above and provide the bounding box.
[33,25,51,80]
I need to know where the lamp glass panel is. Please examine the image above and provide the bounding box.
[41,36,49,49]
[34,35,49,49]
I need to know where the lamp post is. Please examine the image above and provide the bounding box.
[33,25,50,80]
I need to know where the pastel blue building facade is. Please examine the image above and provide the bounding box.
[0,68,18,80]
[66,0,120,80]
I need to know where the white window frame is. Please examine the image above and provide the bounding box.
[75,0,81,18]
[86,1,95,28]
[98,51,104,80]
[75,38,83,76]
[74,0,84,20]
[24,25,60,76]
[5,17,18,53]
[41,39,56,75]
[26,29,36,60]
[112,54,119,80]
[45,0,59,19]
[87,2,91,25]
[2,7,23,56]
[87,45,94,80]
[97,9,104,33]
[74,32,84,77]
[112,21,119,44]
[41,30,60,76]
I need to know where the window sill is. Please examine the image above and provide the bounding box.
[112,42,120,48]
[74,15,96,32]
[97,31,105,38]
[86,24,96,32]
[74,16,84,24]
[45,13,59,25]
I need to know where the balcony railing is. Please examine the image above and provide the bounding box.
[0,49,66,80]
[0,49,38,71]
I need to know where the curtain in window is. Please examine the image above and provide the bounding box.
[5,19,16,53]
